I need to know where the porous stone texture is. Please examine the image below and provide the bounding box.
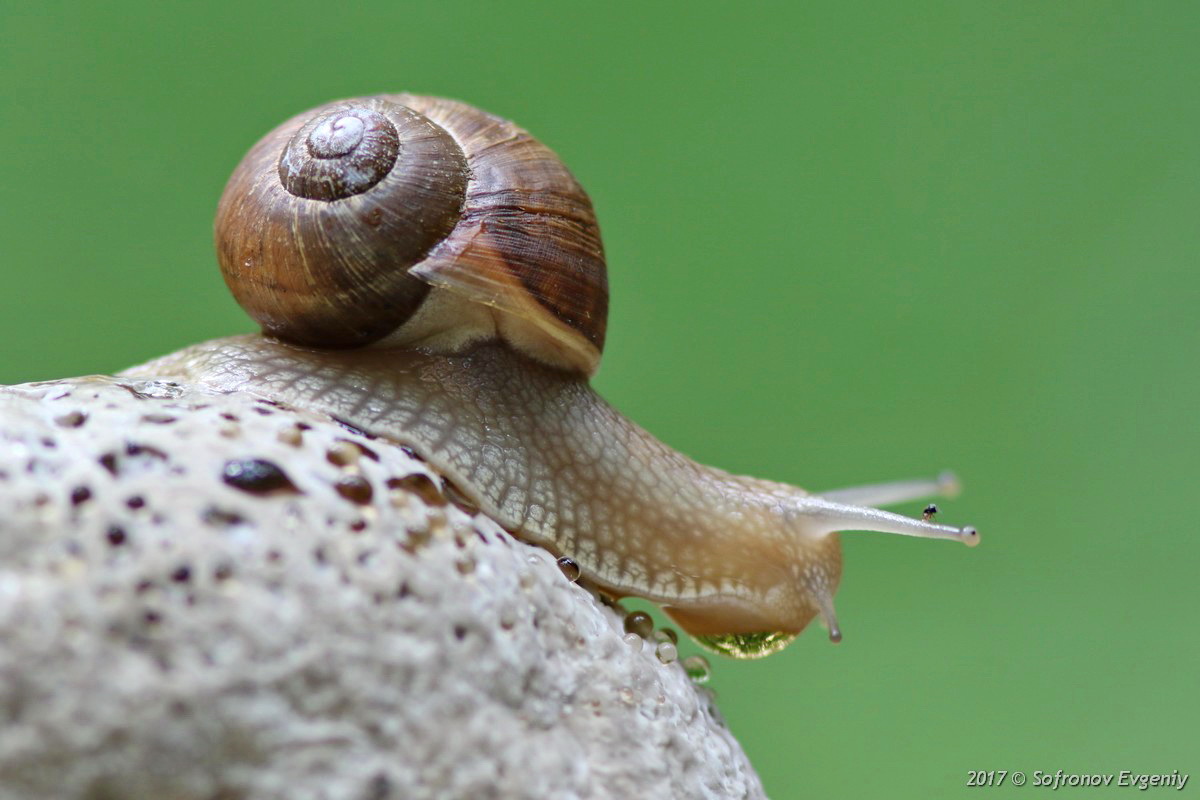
[0,375,765,800]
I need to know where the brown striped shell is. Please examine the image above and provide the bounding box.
[214,94,608,375]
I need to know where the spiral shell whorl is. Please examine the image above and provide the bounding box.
[278,108,400,201]
[216,97,468,347]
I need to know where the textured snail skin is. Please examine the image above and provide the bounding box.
[123,335,978,644]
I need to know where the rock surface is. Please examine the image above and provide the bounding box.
[0,375,765,800]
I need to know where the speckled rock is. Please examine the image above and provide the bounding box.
[0,375,765,800]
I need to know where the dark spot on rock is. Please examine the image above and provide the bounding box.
[350,519,367,532]
[140,413,177,425]
[213,563,233,581]
[453,625,467,641]
[106,526,127,546]
[136,579,155,594]
[71,486,92,506]
[267,549,282,562]
[143,610,162,624]
[171,565,191,583]
[222,459,299,495]
[296,422,312,431]
[398,445,422,461]
[366,772,393,800]
[98,452,118,476]
[386,474,446,507]
[332,417,376,439]
[313,546,327,564]
[397,583,410,598]
[219,412,240,422]
[54,411,87,428]
[252,406,275,416]
[335,475,374,505]
[126,495,146,510]
[202,506,245,527]
[126,442,168,460]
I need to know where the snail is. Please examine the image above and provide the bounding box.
[124,93,979,658]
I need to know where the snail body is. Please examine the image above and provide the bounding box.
[125,94,979,658]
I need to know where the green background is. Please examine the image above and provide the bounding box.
[2,2,1196,797]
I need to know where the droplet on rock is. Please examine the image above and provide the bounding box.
[682,655,712,684]
[623,611,654,638]
[556,556,581,582]
[653,627,678,645]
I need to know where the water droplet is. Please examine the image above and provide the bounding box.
[556,556,580,582]
[622,632,643,652]
[682,655,712,684]
[693,631,798,660]
[655,641,678,664]
[653,627,678,645]
[623,611,654,638]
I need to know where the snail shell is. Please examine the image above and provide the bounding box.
[215,94,608,375]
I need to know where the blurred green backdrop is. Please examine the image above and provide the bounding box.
[2,2,1197,797]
